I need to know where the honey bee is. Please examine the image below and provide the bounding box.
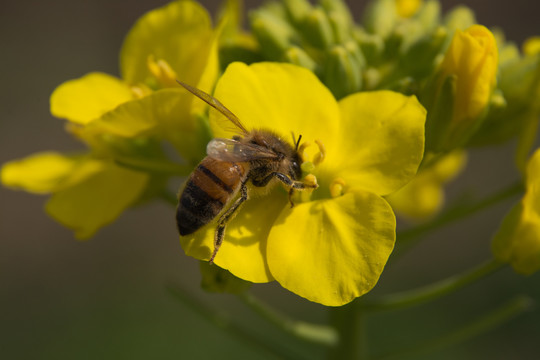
[176,81,318,264]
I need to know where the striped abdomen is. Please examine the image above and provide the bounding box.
[177,157,246,236]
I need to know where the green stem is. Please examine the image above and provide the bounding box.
[237,291,339,347]
[374,296,533,360]
[328,301,368,359]
[396,181,523,250]
[167,285,301,359]
[361,259,504,312]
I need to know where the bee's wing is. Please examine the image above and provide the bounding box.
[207,138,279,162]
[176,80,249,135]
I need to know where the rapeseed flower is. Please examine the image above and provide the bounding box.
[180,62,426,306]
[1,0,219,238]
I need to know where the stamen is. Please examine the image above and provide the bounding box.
[330,177,346,198]
[147,55,178,87]
[313,139,326,165]
[297,141,312,162]
[130,85,151,99]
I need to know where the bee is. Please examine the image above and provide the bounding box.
[176,81,318,264]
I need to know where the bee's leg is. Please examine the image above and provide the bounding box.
[288,188,295,208]
[209,181,249,265]
[253,172,317,208]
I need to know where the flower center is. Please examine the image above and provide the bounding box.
[299,138,326,174]
[147,55,178,88]
[298,139,347,200]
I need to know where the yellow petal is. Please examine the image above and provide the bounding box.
[45,160,148,239]
[120,0,214,87]
[330,91,426,195]
[85,89,208,164]
[180,187,288,283]
[87,89,193,137]
[1,152,79,193]
[211,62,341,147]
[267,189,396,306]
[492,203,540,275]
[50,72,134,125]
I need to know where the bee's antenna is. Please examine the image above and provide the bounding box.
[295,134,303,151]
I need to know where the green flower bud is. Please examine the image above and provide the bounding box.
[399,26,447,80]
[363,0,398,38]
[470,51,540,147]
[283,46,318,72]
[415,0,440,33]
[320,0,354,43]
[250,9,298,60]
[353,27,384,63]
[282,0,312,25]
[443,5,476,32]
[323,43,364,99]
[300,6,335,49]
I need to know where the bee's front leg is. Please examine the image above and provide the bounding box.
[254,172,318,207]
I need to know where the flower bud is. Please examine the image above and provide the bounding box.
[323,43,364,99]
[250,9,297,60]
[284,46,318,72]
[469,38,540,153]
[443,5,476,33]
[395,0,423,18]
[424,25,498,152]
[300,6,335,48]
[282,0,312,25]
[363,0,398,38]
[320,0,354,43]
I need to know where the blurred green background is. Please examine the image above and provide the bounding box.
[1,1,539,359]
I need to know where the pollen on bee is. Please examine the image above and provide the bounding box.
[330,177,346,198]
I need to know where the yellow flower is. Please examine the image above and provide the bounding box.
[179,62,426,306]
[1,0,220,238]
[523,36,540,56]
[425,25,498,151]
[1,153,147,238]
[387,151,467,220]
[492,148,540,275]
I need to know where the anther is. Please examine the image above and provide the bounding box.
[147,55,178,87]
[313,139,326,165]
[330,177,346,198]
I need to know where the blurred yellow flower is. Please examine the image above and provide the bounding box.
[180,62,427,306]
[387,151,467,220]
[492,148,540,275]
